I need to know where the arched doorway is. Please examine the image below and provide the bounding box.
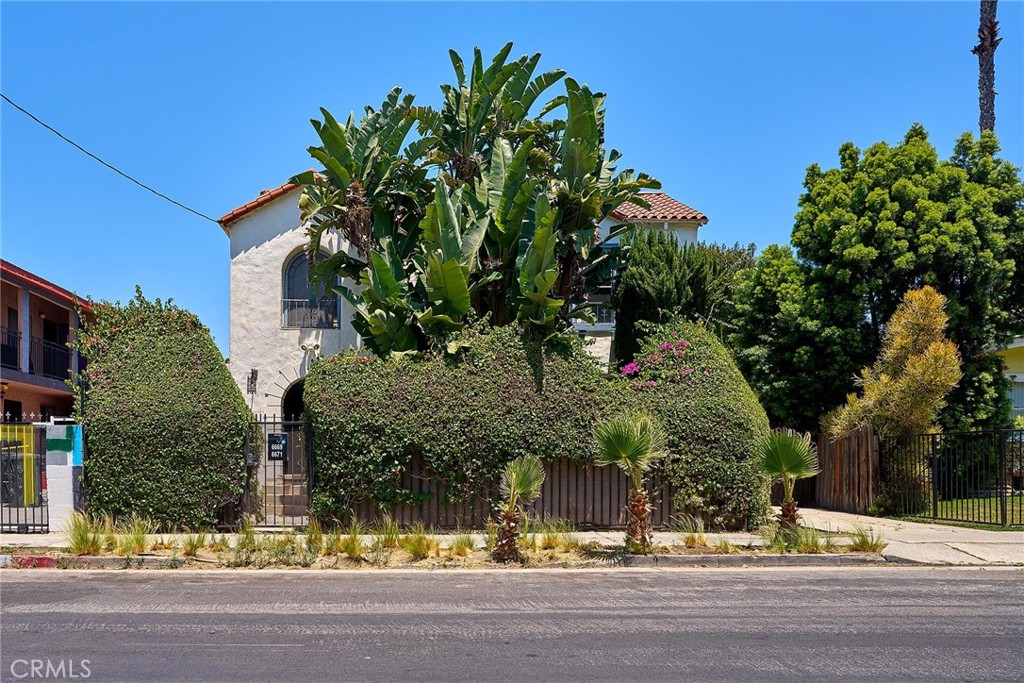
[282,380,304,421]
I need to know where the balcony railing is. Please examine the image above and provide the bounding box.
[29,337,70,380]
[281,298,340,329]
[0,327,19,370]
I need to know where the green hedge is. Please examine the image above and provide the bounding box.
[75,289,252,530]
[305,321,770,529]
[627,325,771,527]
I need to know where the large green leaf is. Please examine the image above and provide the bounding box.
[425,255,471,316]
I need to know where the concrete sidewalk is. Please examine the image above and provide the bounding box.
[799,508,1024,566]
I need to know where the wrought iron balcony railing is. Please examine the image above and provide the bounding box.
[281,298,340,329]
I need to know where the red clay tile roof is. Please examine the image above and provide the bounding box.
[0,259,91,310]
[610,192,708,224]
[218,181,303,230]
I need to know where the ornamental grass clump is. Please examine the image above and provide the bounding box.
[594,413,665,553]
[492,455,546,564]
[64,512,102,556]
[182,533,207,557]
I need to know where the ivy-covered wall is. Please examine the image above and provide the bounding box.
[75,289,253,530]
[305,321,770,529]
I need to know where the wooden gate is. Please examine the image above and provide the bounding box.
[815,425,879,514]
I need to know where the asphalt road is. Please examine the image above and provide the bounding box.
[1,567,1022,682]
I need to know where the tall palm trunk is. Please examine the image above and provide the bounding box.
[625,490,652,552]
[972,0,1001,132]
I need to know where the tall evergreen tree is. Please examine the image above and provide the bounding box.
[611,230,753,364]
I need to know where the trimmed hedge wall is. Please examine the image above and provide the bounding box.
[305,321,770,529]
[75,290,251,530]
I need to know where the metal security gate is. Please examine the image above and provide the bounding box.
[245,417,311,528]
[880,429,1024,527]
[0,424,48,533]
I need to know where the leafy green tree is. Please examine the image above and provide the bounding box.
[734,126,1023,431]
[730,245,856,432]
[611,231,754,364]
[294,44,659,356]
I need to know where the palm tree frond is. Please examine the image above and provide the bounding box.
[500,455,546,509]
[594,413,665,486]
[758,430,818,481]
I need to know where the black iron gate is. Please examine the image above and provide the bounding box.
[879,429,1024,527]
[0,423,48,533]
[245,417,312,528]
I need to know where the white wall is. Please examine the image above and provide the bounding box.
[597,217,703,245]
[227,189,362,416]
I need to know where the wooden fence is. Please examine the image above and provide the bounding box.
[346,458,677,529]
[815,425,879,513]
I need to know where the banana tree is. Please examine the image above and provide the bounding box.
[547,79,660,325]
[292,44,662,357]
[412,43,566,186]
[413,182,489,339]
[292,87,430,285]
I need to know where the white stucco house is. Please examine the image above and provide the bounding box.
[218,185,707,416]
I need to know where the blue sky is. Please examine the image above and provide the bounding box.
[2,1,1022,354]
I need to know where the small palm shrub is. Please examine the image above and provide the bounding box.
[64,512,102,556]
[594,413,665,553]
[757,430,818,526]
[492,455,546,563]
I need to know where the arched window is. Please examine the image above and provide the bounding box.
[281,252,340,329]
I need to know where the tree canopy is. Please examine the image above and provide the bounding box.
[732,126,1023,432]
[293,43,659,356]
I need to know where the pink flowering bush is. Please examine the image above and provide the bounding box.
[622,321,771,528]
[622,334,697,388]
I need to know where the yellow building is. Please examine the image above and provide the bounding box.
[997,336,1024,420]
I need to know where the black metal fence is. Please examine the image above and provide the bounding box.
[879,429,1024,527]
[244,417,311,528]
[0,424,49,533]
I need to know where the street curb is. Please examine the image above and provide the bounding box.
[618,553,888,567]
[2,552,889,570]
[1,554,186,569]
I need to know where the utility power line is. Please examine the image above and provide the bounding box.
[1,93,218,223]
